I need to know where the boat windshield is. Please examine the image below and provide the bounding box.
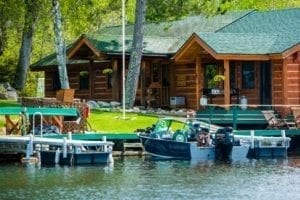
[153,118,173,132]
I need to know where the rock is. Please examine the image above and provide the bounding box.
[97,101,110,107]
[7,90,18,100]
[132,107,140,113]
[0,82,18,100]
[110,101,121,107]
[86,100,100,109]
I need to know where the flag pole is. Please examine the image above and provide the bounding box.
[122,0,126,119]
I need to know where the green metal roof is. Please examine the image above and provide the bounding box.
[31,8,300,69]
[195,8,300,55]
[98,10,252,37]
[218,8,300,34]
[85,34,182,55]
[197,32,300,54]
[30,51,89,68]
[31,10,251,68]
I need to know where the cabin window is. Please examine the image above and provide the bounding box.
[230,61,236,89]
[241,62,255,89]
[107,74,112,89]
[79,71,89,90]
[152,63,160,83]
[204,64,218,88]
[52,71,61,90]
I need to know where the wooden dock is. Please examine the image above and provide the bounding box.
[0,134,114,162]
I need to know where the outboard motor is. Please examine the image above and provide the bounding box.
[214,127,234,161]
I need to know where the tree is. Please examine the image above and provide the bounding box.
[125,0,147,107]
[0,0,23,57]
[52,0,69,89]
[14,0,40,90]
[124,0,234,108]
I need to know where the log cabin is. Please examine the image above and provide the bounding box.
[30,8,300,115]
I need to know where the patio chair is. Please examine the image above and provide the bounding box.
[261,110,295,129]
[291,107,300,128]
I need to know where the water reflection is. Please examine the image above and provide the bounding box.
[0,156,300,200]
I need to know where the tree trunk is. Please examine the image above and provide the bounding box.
[52,0,69,89]
[14,0,39,90]
[0,23,6,56]
[125,0,147,107]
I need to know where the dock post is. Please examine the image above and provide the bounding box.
[232,105,237,130]
[67,132,72,151]
[102,136,107,152]
[67,132,72,140]
[55,148,60,164]
[250,130,255,149]
[26,134,34,159]
[281,130,286,148]
[63,137,67,158]
[108,151,114,164]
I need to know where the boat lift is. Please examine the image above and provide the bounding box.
[0,107,114,163]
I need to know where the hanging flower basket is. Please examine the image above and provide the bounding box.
[102,68,113,75]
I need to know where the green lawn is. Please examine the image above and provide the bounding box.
[0,100,20,107]
[87,110,158,133]
[0,100,183,133]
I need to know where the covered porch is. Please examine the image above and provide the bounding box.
[172,33,300,115]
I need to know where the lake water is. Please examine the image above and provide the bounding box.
[1,156,300,200]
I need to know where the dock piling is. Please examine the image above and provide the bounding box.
[63,137,67,158]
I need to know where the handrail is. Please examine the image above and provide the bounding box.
[32,112,43,138]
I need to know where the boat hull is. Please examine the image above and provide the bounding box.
[140,135,191,159]
[40,151,111,165]
[140,135,217,161]
[139,135,268,162]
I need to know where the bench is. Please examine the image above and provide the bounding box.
[196,108,268,129]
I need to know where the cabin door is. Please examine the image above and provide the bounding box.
[148,63,170,108]
[161,64,170,107]
[260,62,271,105]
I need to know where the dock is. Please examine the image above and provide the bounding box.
[0,134,114,164]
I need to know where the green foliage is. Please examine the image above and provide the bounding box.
[146,0,235,22]
[230,0,300,11]
[0,0,299,97]
[102,68,113,75]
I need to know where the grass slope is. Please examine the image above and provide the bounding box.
[88,110,158,133]
[0,100,183,133]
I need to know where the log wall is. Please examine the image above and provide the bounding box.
[173,63,197,108]
[45,62,115,102]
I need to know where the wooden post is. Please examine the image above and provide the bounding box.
[224,60,230,108]
[140,60,146,106]
[89,60,94,99]
[112,59,119,101]
[196,56,201,110]
[282,58,289,116]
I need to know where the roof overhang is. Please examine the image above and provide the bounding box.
[172,33,298,62]
[67,34,108,60]
[282,43,300,59]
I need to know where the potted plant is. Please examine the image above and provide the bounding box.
[102,68,113,88]
[211,75,225,94]
[213,75,225,83]
[102,68,113,75]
